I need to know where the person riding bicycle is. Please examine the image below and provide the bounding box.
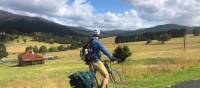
[89,28,115,88]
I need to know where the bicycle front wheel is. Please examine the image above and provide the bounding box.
[110,70,122,83]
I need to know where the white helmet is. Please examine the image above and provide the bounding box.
[93,28,100,35]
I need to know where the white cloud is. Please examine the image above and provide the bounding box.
[122,0,200,26]
[0,0,143,30]
[92,10,142,30]
[0,0,94,19]
[1,0,200,30]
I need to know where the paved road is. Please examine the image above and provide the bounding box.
[172,80,200,88]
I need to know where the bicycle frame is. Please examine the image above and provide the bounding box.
[102,60,118,83]
[89,60,121,88]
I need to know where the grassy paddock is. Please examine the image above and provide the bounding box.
[1,35,200,88]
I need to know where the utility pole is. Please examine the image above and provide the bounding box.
[184,34,186,51]
[183,28,187,51]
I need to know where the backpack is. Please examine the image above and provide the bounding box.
[68,71,96,88]
[80,39,97,63]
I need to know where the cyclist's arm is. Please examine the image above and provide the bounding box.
[95,41,112,59]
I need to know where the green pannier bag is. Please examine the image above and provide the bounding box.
[68,71,95,88]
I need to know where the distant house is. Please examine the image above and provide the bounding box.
[18,51,45,66]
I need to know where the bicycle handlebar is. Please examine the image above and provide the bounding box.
[101,59,120,63]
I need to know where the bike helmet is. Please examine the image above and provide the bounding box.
[93,28,100,35]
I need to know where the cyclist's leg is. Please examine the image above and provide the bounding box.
[92,61,109,88]
[101,75,109,88]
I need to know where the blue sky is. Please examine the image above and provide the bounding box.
[0,0,199,30]
[89,0,133,13]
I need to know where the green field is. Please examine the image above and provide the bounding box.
[1,35,200,88]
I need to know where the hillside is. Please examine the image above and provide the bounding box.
[122,24,192,35]
[0,10,92,38]
[101,30,132,37]
[101,24,195,37]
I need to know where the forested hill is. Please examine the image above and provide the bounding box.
[122,24,192,35]
[0,10,92,38]
[101,30,132,38]
[101,24,194,38]
[115,24,200,43]
[1,10,199,44]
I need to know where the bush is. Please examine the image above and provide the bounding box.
[112,45,132,63]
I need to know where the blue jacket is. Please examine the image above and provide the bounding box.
[90,37,112,62]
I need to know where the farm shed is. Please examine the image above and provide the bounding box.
[18,51,44,66]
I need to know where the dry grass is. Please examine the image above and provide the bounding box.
[101,35,200,60]
[6,36,61,54]
[1,34,200,88]
[3,75,69,88]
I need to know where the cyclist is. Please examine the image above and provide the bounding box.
[89,28,115,88]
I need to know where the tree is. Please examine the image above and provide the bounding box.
[25,46,33,52]
[23,39,27,44]
[69,41,82,49]
[143,32,154,44]
[0,33,9,42]
[39,46,48,55]
[17,40,19,43]
[146,38,152,44]
[193,28,200,36]
[57,45,66,51]
[48,46,58,52]
[33,46,39,53]
[157,32,170,44]
[112,45,132,63]
[49,39,54,44]
[0,43,8,61]
[115,36,120,43]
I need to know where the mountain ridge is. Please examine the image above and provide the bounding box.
[0,10,92,38]
[0,10,198,38]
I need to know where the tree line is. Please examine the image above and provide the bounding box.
[0,32,86,49]
[193,27,200,36]
[0,43,8,61]
[115,28,188,44]
[0,32,19,42]
[31,32,88,45]
[25,44,81,55]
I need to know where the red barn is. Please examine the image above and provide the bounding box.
[18,51,45,66]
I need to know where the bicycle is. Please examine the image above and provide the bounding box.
[89,60,122,88]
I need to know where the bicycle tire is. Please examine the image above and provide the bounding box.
[110,70,122,83]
